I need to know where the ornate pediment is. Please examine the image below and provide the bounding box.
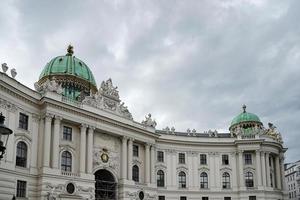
[82,78,133,120]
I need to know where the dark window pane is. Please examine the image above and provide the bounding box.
[158,196,165,200]
[157,170,165,187]
[222,155,229,165]
[63,126,72,141]
[200,172,208,189]
[61,151,72,172]
[179,171,186,188]
[18,113,28,130]
[16,142,27,167]
[16,180,26,197]
[179,153,185,164]
[133,145,139,157]
[200,154,207,165]
[132,165,139,182]
[157,151,164,162]
[245,172,254,187]
[222,172,230,189]
[245,153,252,165]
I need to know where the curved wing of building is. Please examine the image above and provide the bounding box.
[0,47,287,200]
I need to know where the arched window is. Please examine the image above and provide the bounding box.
[132,165,139,182]
[16,141,27,167]
[245,172,254,187]
[157,170,165,187]
[61,151,72,172]
[222,172,230,189]
[178,171,186,188]
[200,172,208,188]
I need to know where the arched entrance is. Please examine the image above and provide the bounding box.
[94,169,117,200]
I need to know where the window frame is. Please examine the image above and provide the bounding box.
[245,172,254,188]
[222,172,231,189]
[61,151,72,172]
[222,154,229,165]
[18,113,28,130]
[178,171,186,188]
[200,154,207,165]
[16,141,28,168]
[178,153,185,164]
[133,145,139,157]
[132,165,139,182]
[63,126,72,141]
[157,151,164,162]
[157,170,165,187]
[16,180,27,198]
[200,172,208,189]
[244,153,252,165]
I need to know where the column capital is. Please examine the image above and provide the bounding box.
[145,143,151,148]
[255,149,261,153]
[54,115,63,123]
[32,114,41,122]
[44,113,54,121]
[88,125,96,131]
[121,135,129,141]
[80,123,88,129]
[238,150,244,154]
[128,137,135,142]
[230,151,237,156]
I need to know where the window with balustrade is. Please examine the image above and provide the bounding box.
[200,172,208,189]
[61,151,72,172]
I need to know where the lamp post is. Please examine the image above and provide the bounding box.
[0,113,13,160]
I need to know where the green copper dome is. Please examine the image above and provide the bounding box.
[39,48,96,87]
[37,45,97,100]
[230,105,261,127]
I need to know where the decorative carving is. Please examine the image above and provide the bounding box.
[1,63,8,73]
[10,68,17,78]
[82,78,133,120]
[93,148,120,173]
[35,78,63,95]
[0,98,18,112]
[44,182,64,200]
[207,129,217,137]
[141,113,157,128]
[264,122,283,143]
[171,127,175,133]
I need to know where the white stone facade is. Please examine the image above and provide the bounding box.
[284,160,300,200]
[0,67,287,200]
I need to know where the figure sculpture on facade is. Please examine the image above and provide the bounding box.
[142,113,157,128]
[34,78,63,95]
[100,78,120,100]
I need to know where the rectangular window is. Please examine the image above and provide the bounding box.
[158,196,165,200]
[224,198,231,200]
[16,180,26,197]
[222,155,229,165]
[179,153,185,164]
[133,145,139,157]
[200,154,207,165]
[202,197,209,200]
[63,126,72,141]
[180,197,187,200]
[157,151,164,162]
[245,153,252,165]
[249,196,256,200]
[18,113,28,130]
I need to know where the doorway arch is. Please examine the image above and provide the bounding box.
[94,169,117,200]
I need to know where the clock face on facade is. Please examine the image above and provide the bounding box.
[101,153,109,163]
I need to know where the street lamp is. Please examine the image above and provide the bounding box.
[0,113,13,160]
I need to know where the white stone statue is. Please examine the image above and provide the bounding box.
[34,78,63,95]
[142,113,157,128]
[1,63,8,73]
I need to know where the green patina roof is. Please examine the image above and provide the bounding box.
[230,108,261,127]
[39,53,96,87]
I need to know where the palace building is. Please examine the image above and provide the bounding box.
[0,46,287,200]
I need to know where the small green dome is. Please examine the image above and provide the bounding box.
[37,45,97,100]
[231,112,261,126]
[39,53,96,87]
[230,105,261,127]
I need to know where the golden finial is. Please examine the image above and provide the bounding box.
[242,104,246,113]
[66,44,74,56]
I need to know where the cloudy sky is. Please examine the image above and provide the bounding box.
[0,0,299,162]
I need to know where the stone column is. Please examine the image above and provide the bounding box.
[43,113,53,167]
[121,136,128,179]
[261,152,267,187]
[280,154,287,191]
[30,114,40,168]
[214,153,220,189]
[209,152,215,188]
[127,138,133,181]
[6,108,17,163]
[238,151,244,188]
[52,116,62,169]
[80,124,87,173]
[145,143,150,183]
[275,155,281,189]
[150,144,156,184]
[256,150,262,187]
[87,126,95,174]
[266,152,271,187]
[231,152,238,189]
